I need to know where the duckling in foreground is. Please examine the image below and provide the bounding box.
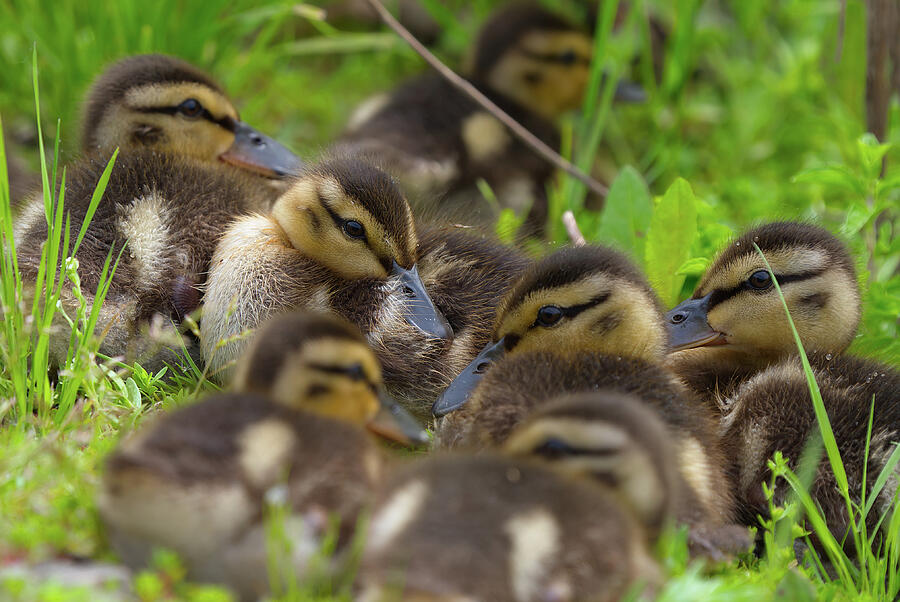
[98,312,426,602]
[432,246,742,551]
[338,4,643,235]
[81,53,302,182]
[719,354,899,546]
[15,150,278,370]
[665,221,861,403]
[358,453,661,602]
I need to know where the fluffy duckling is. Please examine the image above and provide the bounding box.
[99,312,426,602]
[14,150,277,370]
[81,53,302,181]
[338,4,642,234]
[719,354,899,545]
[505,391,751,557]
[432,246,737,533]
[202,158,477,393]
[665,221,861,402]
[357,454,661,602]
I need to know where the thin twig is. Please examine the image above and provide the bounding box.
[365,0,609,197]
[562,211,586,247]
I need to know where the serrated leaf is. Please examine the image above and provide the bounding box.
[792,166,866,196]
[645,178,698,306]
[594,166,652,260]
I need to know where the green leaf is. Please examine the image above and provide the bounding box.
[645,178,698,306]
[792,165,866,196]
[125,377,142,409]
[856,133,891,180]
[675,256,709,276]
[594,166,653,260]
[840,200,874,236]
[495,209,526,245]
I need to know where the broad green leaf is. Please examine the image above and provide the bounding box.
[792,166,866,196]
[594,166,653,260]
[675,256,709,276]
[125,377,142,408]
[645,178,698,306]
[840,200,874,236]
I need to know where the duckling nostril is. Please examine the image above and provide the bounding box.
[474,362,491,374]
[251,134,265,147]
[402,285,415,297]
[670,312,687,324]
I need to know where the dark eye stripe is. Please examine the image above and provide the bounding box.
[528,291,610,330]
[133,105,236,132]
[705,268,826,310]
[519,49,591,66]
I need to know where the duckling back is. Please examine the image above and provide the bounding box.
[15,150,271,370]
[357,454,660,602]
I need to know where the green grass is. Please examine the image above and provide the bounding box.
[1,0,899,599]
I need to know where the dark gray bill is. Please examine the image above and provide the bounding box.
[611,78,647,103]
[219,121,304,179]
[665,293,725,351]
[392,262,453,341]
[432,337,506,417]
[367,392,430,446]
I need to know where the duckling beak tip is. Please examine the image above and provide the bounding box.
[665,293,726,351]
[432,338,506,417]
[369,394,430,446]
[391,262,453,342]
[219,121,304,179]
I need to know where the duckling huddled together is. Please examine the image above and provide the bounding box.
[6,3,898,601]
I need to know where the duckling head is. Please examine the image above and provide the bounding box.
[433,245,665,416]
[468,5,594,119]
[82,54,301,178]
[666,222,859,365]
[272,158,452,340]
[234,311,428,444]
[503,391,680,534]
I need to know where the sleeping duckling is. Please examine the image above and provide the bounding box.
[432,246,737,534]
[718,354,899,546]
[665,221,861,403]
[81,53,302,183]
[338,4,642,235]
[14,150,280,371]
[505,391,752,557]
[357,453,661,602]
[98,312,426,602]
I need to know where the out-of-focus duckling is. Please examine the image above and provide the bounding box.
[98,312,426,602]
[505,391,752,557]
[81,53,302,183]
[15,150,277,370]
[338,4,643,235]
[201,157,452,385]
[357,454,661,602]
[665,222,861,403]
[432,246,738,537]
[719,354,899,545]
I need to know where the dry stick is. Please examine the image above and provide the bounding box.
[365,0,609,197]
[562,210,586,247]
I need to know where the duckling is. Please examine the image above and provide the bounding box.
[202,158,530,419]
[431,246,737,533]
[337,4,642,235]
[664,221,861,403]
[98,311,426,602]
[718,354,899,546]
[357,454,661,602]
[81,53,302,183]
[504,391,752,557]
[14,150,279,371]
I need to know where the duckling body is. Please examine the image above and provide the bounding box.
[99,312,424,601]
[358,454,661,602]
[15,150,272,369]
[201,157,527,418]
[338,5,596,235]
[433,246,739,540]
[720,354,900,542]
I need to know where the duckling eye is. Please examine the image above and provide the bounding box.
[536,305,563,327]
[558,49,577,65]
[533,438,572,460]
[747,270,773,290]
[342,220,366,240]
[177,98,203,118]
[344,363,366,381]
